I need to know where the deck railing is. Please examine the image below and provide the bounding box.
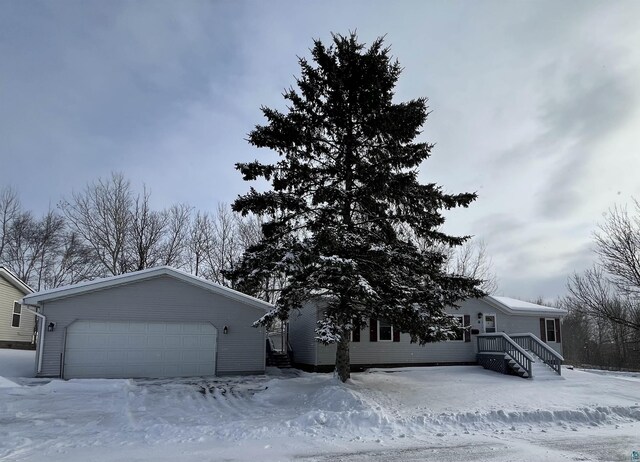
[477,333,534,378]
[509,333,564,375]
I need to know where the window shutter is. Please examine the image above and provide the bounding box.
[369,317,377,342]
[352,326,360,342]
[555,318,561,343]
[463,314,471,342]
[539,318,546,342]
[393,327,400,342]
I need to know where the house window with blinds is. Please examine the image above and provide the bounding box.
[545,318,557,342]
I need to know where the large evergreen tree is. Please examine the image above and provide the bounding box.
[231,33,484,382]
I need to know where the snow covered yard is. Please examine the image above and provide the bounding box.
[1,350,639,461]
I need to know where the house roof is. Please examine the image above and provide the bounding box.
[0,266,33,296]
[484,295,567,317]
[21,266,273,311]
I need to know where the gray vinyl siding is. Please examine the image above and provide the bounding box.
[497,314,564,356]
[0,275,34,344]
[301,297,564,367]
[316,299,480,366]
[288,301,318,365]
[38,275,266,377]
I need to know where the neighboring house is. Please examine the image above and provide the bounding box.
[288,295,567,377]
[21,266,271,379]
[0,266,35,349]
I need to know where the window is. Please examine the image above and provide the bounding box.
[350,326,360,342]
[545,318,556,342]
[11,302,21,328]
[451,315,464,341]
[484,314,496,333]
[378,319,393,341]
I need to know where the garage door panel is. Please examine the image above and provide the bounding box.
[146,323,166,334]
[163,350,182,362]
[126,322,148,333]
[65,321,217,379]
[163,336,182,348]
[65,333,89,349]
[195,349,216,362]
[122,334,149,349]
[146,335,166,348]
[106,350,126,363]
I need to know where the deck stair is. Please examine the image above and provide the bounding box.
[477,332,563,379]
[268,351,292,368]
[529,351,563,380]
[507,356,530,378]
[266,334,293,369]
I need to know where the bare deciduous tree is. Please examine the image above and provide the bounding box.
[33,210,67,290]
[2,209,67,290]
[449,239,498,294]
[564,199,640,369]
[188,211,213,277]
[413,233,497,294]
[567,267,640,332]
[205,203,245,287]
[0,186,21,259]
[43,231,98,288]
[594,200,640,298]
[60,172,133,276]
[161,203,192,268]
[129,187,167,271]
[3,177,272,295]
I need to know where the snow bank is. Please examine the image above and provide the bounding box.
[1,350,640,461]
[0,376,19,388]
[0,349,35,377]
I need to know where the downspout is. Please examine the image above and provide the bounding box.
[23,305,45,375]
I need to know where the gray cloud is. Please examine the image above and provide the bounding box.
[1,1,640,301]
[536,64,638,219]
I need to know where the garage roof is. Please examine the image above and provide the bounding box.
[21,266,273,311]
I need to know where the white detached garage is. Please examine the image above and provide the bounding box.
[22,267,271,379]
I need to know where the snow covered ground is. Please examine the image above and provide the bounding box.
[1,350,639,461]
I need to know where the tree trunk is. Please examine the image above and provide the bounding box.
[335,336,351,382]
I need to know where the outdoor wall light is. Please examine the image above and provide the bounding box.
[477,312,483,320]
[47,322,56,332]
[223,326,228,334]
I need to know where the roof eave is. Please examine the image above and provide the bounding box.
[21,266,273,312]
[483,296,568,317]
[0,267,33,295]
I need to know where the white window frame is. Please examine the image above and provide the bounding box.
[378,319,393,342]
[350,328,360,342]
[483,313,497,333]
[545,318,557,342]
[11,301,21,328]
[449,314,465,342]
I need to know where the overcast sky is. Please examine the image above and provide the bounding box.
[1,1,639,300]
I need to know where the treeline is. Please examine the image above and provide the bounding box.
[561,200,640,370]
[0,173,261,292]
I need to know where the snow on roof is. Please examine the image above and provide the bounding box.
[21,266,272,311]
[487,295,567,316]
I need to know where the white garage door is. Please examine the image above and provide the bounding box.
[64,320,217,379]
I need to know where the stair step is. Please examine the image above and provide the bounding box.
[507,359,530,377]
[268,352,293,369]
